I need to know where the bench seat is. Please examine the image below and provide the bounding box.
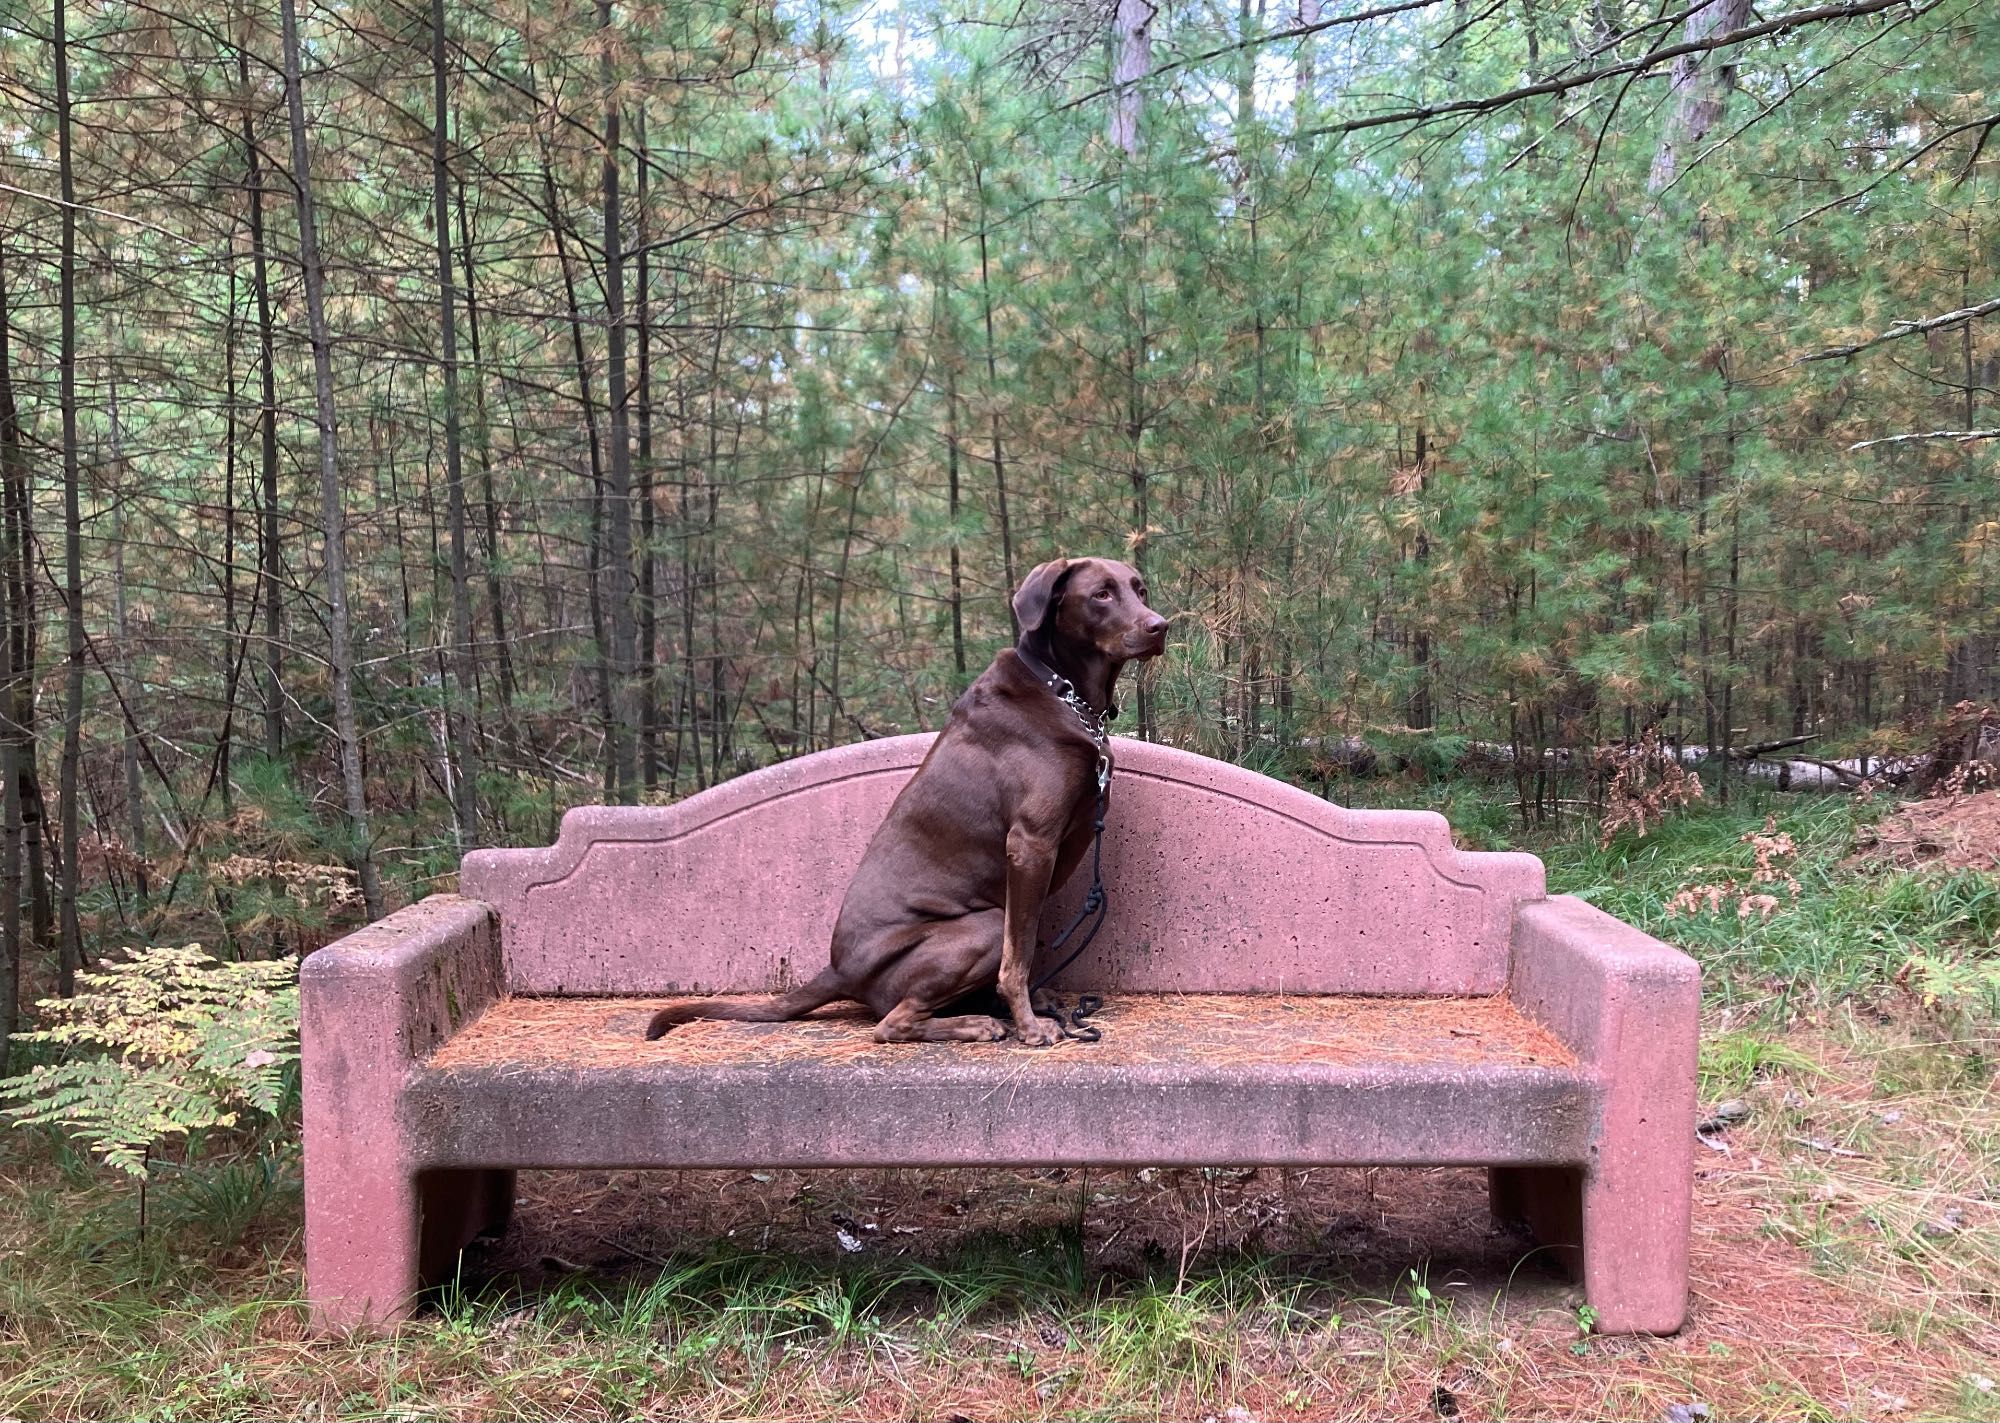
[408,993,1590,1171]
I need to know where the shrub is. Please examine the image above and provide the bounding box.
[0,945,298,1180]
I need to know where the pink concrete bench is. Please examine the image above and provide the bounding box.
[302,735,1698,1334]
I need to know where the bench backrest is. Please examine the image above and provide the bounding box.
[458,735,1545,997]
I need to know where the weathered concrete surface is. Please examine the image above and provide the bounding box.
[300,895,510,1330]
[303,742,1696,1338]
[459,734,1545,997]
[1504,894,1701,1334]
[404,1055,1595,1171]
[406,987,1589,1170]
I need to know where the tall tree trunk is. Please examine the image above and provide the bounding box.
[220,253,241,813]
[941,209,966,681]
[106,356,147,903]
[1294,0,1320,138]
[55,0,86,995]
[0,249,48,967]
[279,0,382,918]
[237,39,285,762]
[634,105,659,793]
[707,356,732,782]
[680,378,704,788]
[1649,0,1752,801]
[1109,0,1155,155]
[599,0,638,802]
[1407,416,1433,730]
[1718,365,1741,803]
[1647,0,1754,193]
[431,0,479,847]
[538,150,613,793]
[0,244,25,1057]
[973,169,1015,620]
[826,469,862,749]
[1236,0,1258,136]
[455,171,516,718]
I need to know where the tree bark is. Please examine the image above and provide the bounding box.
[941,195,966,680]
[106,354,147,903]
[236,38,285,763]
[634,105,660,793]
[0,248,47,969]
[0,242,25,1057]
[454,170,517,719]
[55,0,86,995]
[1647,0,1754,193]
[538,149,613,794]
[1294,0,1320,137]
[973,169,1016,623]
[1110,0,1156,155]
[220,252,241,814]
[431,0,479,847]
[599,0,638,802]
[279,0,383,918]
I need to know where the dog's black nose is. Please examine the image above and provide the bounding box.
[1143,615,1168,639]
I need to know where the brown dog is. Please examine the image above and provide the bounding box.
[646,556,1168,1045]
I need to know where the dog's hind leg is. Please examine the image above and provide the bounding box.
[875,1001,1008,1042]
[868,910,1009,1043]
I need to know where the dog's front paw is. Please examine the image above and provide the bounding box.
[1013,1016,1062,1047]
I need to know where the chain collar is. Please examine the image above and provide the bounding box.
[1015,645,1116,789]
[1053,675,1113,747]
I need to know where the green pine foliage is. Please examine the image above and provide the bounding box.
[0,0,1992,915]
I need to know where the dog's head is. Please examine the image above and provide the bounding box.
[1013,557,1169,662]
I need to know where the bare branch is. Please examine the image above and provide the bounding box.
[1778,107,1999,232]
[1802,297,2000,364]
[0,177,199,246]
[1298,0,1924,139]
[1847,428,2000,450]
[1055,0,1450,114]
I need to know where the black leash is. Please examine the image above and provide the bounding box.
[1029,780,1109,1042]
[1015,644,1113,1044]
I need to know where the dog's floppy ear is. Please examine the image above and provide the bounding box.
[1012,558,1074,636]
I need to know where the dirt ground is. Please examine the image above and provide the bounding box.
[1848,790,2000,874]
[451,1029,1998,1421]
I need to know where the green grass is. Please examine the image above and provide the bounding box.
[1538,792,2000,1015]
[5,776,1999,1419]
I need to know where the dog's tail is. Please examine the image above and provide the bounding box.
[644,967,848,1040]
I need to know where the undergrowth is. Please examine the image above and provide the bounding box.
[4,777,1997,1419]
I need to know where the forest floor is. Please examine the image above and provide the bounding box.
[2,785,1998,1420]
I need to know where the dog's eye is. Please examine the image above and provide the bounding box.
[1094,586,1114,600]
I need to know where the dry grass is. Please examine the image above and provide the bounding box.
[1848,790,2000,875]
[3,1004,1996,1421]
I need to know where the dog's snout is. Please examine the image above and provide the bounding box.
[1142,614,1168,639]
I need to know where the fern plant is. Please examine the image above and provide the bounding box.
[0,945,298,1181]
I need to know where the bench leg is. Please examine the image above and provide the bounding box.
[1489,1165,1583,1277]
[1490,1163,1691,1334]
[304,1154,423,1331]
[478,1167,518,1238]
[418,1168,518,1283]
[305,1167,515,1330]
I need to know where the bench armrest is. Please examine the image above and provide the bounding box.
[1505,895,1701,1334]
[301,895,502,1327]
[301,894,503,1076]
[1509,894,1699,1069]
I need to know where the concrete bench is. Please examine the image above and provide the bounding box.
[301,735,1698,1334]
